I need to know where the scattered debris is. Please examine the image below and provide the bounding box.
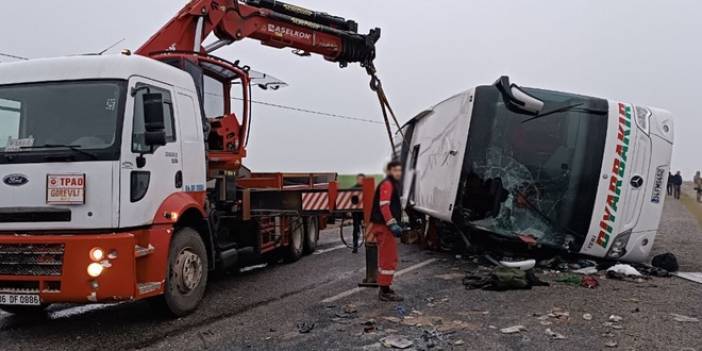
[671,313,699,323]
[380,335,413,349]
[296,321,315,334]
[607,264,642,277]
[573,266,599,275]
[454,340,465,346]
[651,253,679,272]
[500,325,526,334]
[383,316,401,324]
[556,274,582,286]
[545,328,567,340]
[673,272,702,284]
[363,319,377,333]
[464,267,547,291]
[583,313,593,321]
[605,340,618,348]
[581,275,599,289]
[499,259,536,271]
[609,315,623,323]
[343,304,358,314]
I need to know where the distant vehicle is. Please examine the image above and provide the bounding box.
[398,76,674,263]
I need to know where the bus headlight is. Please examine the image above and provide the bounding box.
[606,230,632,259]
[87,262,104,278]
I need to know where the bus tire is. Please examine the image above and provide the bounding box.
[285,217,305,262]
[151,227,208,317]
[303,216,319,255]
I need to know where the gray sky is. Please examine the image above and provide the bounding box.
[1,1,700,175]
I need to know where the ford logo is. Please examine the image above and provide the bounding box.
[3,174,29,186]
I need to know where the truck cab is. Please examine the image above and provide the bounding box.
[399,77,674,263]
[0,54,210,312]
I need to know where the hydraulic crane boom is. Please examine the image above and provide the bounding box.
[136,0,380,68]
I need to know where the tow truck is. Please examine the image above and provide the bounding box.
[0,0,379,316]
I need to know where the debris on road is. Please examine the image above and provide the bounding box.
[670,313,699,323]
[297,321,316,334]
[380,335,413,349]
[464,267,548,291]
[583,313,593,321]
[605,340,619,348]
[608,315,623,323]
[581,275,599,289]
[545,328,567,340]
[573,266,599,275]
[500,325,526,334]
[651,253,679,272]
[607,264,642,277]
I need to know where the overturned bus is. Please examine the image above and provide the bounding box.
[399,77,674,263]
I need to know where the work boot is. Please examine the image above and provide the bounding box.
[352,247,358,254]
[379,288,404,302]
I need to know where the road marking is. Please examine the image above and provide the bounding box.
[313,244,347,255]
[321,258,438,304]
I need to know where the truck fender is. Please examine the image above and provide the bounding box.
[152,192,216,269]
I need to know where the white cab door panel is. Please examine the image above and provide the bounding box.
[119,78,183,228]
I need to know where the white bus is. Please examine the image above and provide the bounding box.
[399,77,674,263]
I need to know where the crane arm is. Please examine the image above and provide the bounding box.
[136,0,380,67]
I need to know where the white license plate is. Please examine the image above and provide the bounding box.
[0,294,41,306]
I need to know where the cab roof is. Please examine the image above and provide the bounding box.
[0,54,195,90]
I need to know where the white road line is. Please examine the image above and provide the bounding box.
[313,244,347,255]
[321,258,438,304]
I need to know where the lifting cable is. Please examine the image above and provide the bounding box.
[365,62,403,160]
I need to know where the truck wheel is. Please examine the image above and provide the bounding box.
[151,227,208,317]
[0,304,49,315]
[285,217,305,262]
[303,216,319,254]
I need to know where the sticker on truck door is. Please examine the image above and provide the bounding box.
[47,174,85,205]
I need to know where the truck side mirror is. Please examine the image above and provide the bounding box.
[143,93,165,132]
[494,76,544,115]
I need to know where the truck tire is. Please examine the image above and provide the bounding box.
[285,217,305,262]
[303,216,319,254]
[0,304,49,315]
[151,227,208,317]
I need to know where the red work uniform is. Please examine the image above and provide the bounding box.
[370,177,403,287]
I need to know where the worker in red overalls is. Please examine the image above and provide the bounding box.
[370,161,404,302]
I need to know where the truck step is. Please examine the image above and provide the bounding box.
[137,282,162,295]
[134,244,155,258]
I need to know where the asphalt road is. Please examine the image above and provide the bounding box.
[1,194,701,351]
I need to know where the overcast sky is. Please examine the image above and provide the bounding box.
[1,1,700,176]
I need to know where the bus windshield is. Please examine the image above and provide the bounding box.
[460,86,609,250]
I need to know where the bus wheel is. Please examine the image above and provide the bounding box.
[151,227,208,317]
[303,216,319,255]
[285,217,305,262]
[0,304,49,315]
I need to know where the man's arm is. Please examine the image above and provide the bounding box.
[379,180,396,225]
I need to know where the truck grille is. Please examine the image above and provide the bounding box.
[0,244,65,276]
[0,208,71,223]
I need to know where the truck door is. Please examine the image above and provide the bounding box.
[119,79,183,228]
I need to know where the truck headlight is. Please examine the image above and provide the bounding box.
[90,248,104,261]
[606,230,632,259]
[87,262,104,278]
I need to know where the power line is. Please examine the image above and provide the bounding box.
[227,95,384,125]
[0,52,29,61]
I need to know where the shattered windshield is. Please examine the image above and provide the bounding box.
[461,86,608,250]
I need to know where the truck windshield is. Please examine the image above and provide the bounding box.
[0,80,125,161]
[460,86,608,251]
